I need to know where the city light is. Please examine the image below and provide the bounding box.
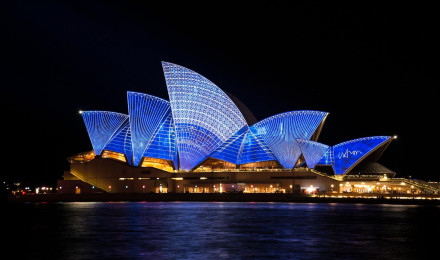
[306,185,316,193]
[59,62,438,197]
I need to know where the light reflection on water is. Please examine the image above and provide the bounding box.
[5,202,440,259]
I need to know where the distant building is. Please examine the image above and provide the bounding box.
[59,62,438,195]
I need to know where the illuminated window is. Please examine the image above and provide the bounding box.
[239,160,280,170]
[102,150,127,163]
[140,157,174,172]
[67,151,96,163]
[195,158,237,171]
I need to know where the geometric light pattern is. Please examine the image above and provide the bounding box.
[253,111,328,168]
[103,119,133,165]
[127,91,171,166]
[162,61,248,170]
[81,111,128,156]
[296,139,330,169]
[210,125,249,164]
[238,126,276,165]
[80,62,392,174]
[332,136,390,175]
[142,112,178,168]
[316,148,334,166]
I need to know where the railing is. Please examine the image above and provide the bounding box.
[404,179,439,193]
[384,178,440,194]
[310,169,340,180]
[314,191,440,200]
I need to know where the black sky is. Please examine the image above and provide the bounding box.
[1,0,438,184]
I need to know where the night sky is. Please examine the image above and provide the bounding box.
[1,1,437,184]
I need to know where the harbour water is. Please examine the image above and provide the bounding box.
[4,202,440,259]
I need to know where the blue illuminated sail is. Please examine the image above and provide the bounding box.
[104,119,133,164]
[78,62,394,174]
[253,111,328,168]
[142,112,178,168]
[238,126,276,165]
[81,111,128,156]
[127,91,172,166]
[332,136,391,174]
[316,147,334,166]
[210,126,248,164]
[162,61,247,170]
[297,139,330,169]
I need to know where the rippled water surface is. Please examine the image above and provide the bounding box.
[5,202,440,259]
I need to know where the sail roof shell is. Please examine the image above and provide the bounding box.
[162,61,248,170]
[79,62,392,173]
[252,111,328,168]
[81,111,128,156]
[127,91,172,166]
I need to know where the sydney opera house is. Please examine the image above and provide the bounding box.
[59,62,437,195]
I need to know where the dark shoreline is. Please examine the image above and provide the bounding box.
[6,193,440,205]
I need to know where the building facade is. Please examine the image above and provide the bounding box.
[59,62,438,195]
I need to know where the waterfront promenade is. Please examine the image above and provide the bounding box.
[7,192,440,205]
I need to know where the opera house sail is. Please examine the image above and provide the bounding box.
[162,62,248,170]
[60,61,413,195]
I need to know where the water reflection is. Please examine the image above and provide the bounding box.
[5,202,440,259]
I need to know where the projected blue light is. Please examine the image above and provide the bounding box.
[104,119,133,165]
[253,111,328,168]
[142,112,178,168]
[128,91,172,166]
[81,111,128,156]
[79,62,392,173]
[297,139,330,169]
[332,136,390,174]
[239,126,276,165]
[210,126,248,164]
[162,61,247,170]
[316,148,334,166]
